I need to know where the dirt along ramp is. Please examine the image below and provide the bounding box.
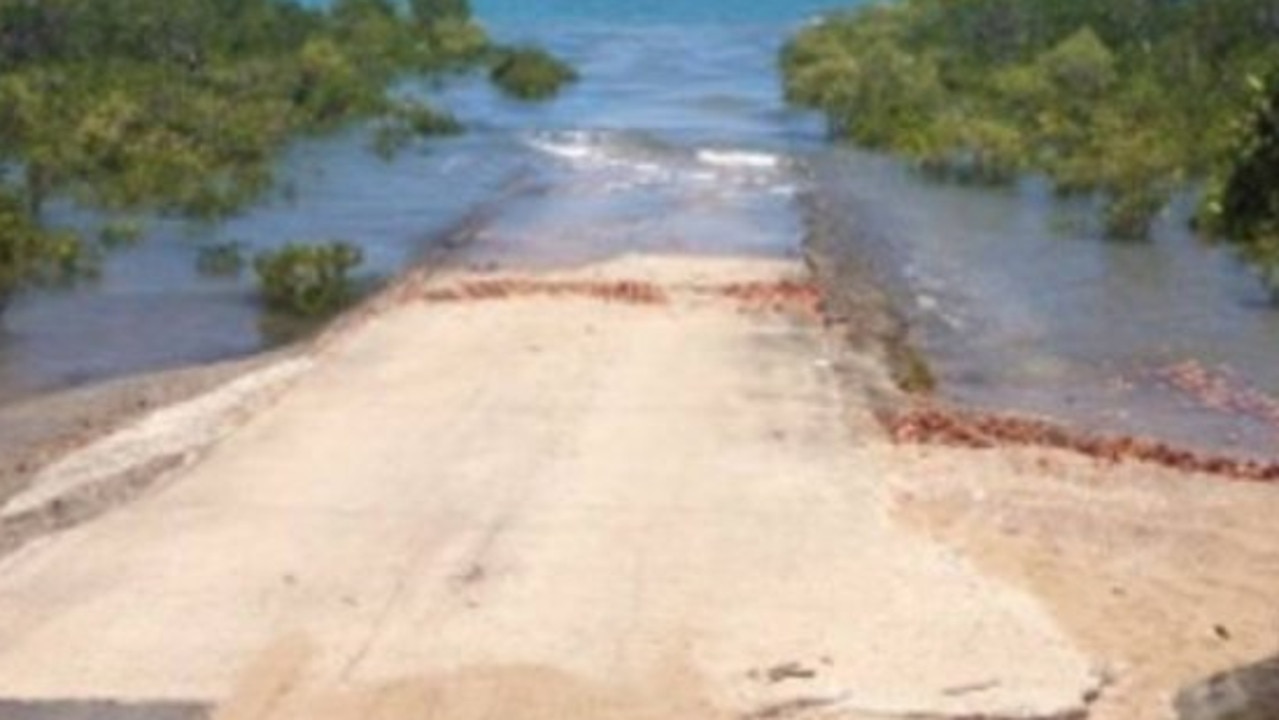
[0,254,1103,720]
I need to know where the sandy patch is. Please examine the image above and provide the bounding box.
[884,443,1279,720]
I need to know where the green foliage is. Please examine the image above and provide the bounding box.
[1213,74,1279,295]
[783,0,1277,260]
[0,188,94,309]
[409,0,471,26]
[98,218,144,249]
[254,241,364,317]
[1036,28,1116,100]
[423,19,489,67]
[397,101,462,137]
[0,0,492,219]
[372,100,463,159]
[914,112,1026,184]
[295,38,382,126]
[490,47,579,101]
[0,0,554,313]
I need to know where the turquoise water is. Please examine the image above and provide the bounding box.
[2,0,1277,458]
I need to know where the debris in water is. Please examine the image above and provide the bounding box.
[1154,361,1279,434]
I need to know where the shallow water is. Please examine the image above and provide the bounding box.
[0,130,520,402]
[1,0,1276,459]
[0,0,835,405]
[811,152,1279,457]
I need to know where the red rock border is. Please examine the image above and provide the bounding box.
[415,278,670,306]
[880,405,1279,483]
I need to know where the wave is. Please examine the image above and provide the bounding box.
[521,130,797,199]
[695,149,780,170]
[525,131,608,164]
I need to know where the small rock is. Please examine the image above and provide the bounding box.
[766,662,816,683]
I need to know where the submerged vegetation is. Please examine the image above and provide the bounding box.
[372,99,464,159]
[0,0,575,316]
[0,189,91,310]
[783,0,1279,289]
[0,0,487,219]
[490,47,580,101]
[254,241,364,317]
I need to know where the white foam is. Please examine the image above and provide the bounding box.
[528,135,600,163]
[696,149,780,170]
[526,135,793,198]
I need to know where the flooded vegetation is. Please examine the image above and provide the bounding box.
[809,150,1279,459]
[783,0,1279,268]
[790,0,1279,459]
[0,0,576,369]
